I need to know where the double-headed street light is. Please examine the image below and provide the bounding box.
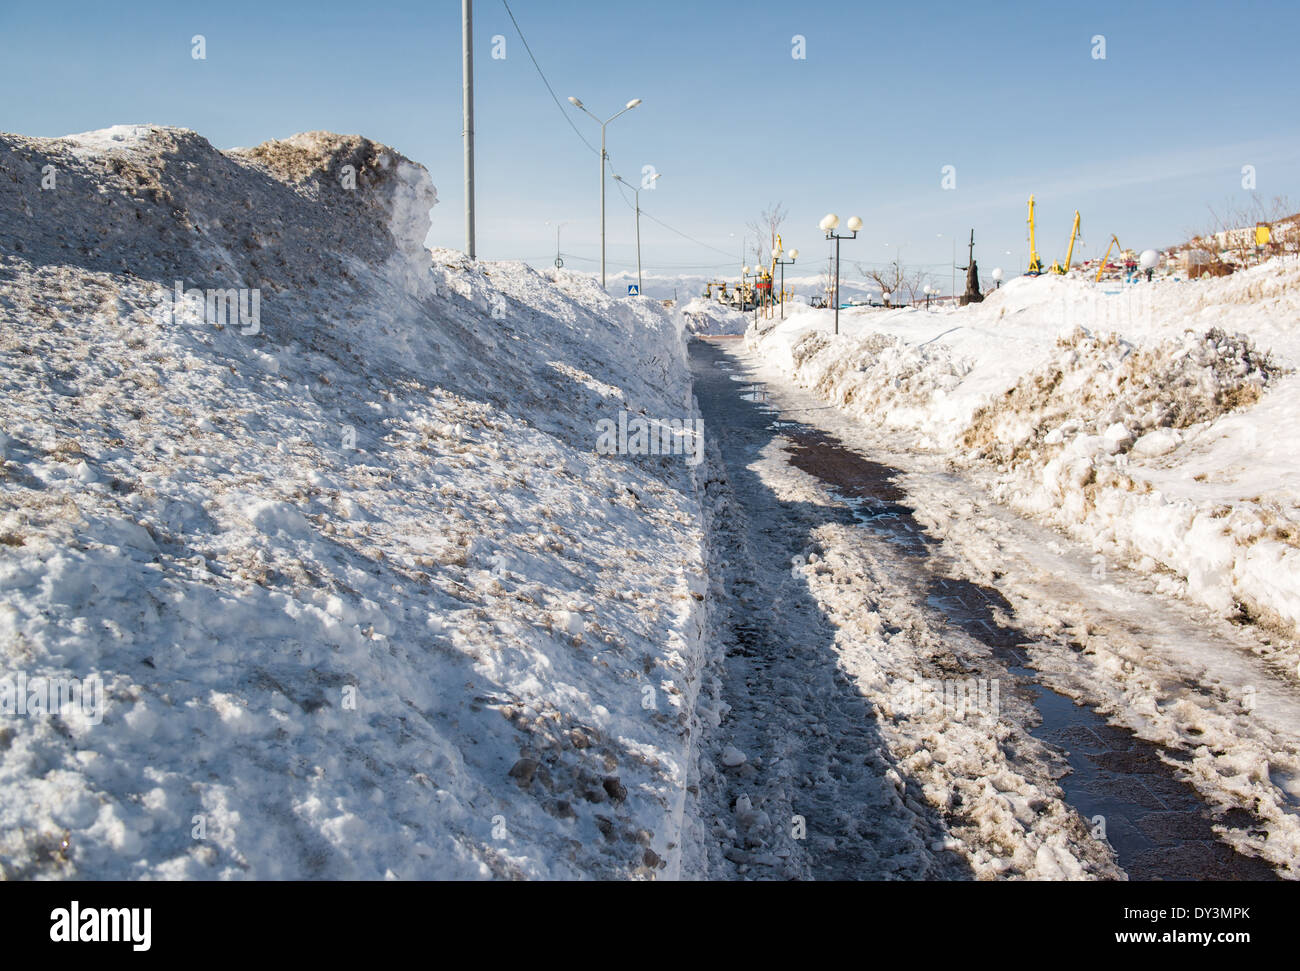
[568,96,642,291]
[613,172,659,296]
[773,244,800,320]
[821,213,862,335]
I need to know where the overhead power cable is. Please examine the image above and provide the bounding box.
[501,1,747,269]
[611,178,738,260]
[500,0,599,156]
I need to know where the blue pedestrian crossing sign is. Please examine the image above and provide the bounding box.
[627,285,640,296]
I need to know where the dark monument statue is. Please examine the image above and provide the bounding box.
[959,229,984,306]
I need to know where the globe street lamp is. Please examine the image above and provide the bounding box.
[992,267,1004,289]
[568,96,642,290]
[774,245,799,320]
[614,172,660,295]
[821,213,862,335]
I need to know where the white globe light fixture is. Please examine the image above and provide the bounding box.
[992,267,1004,290]
[773,244,800,320]
[822,213,862,334]
[1139,249,1160,271]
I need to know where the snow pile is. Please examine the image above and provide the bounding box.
[680,297,749,336]
[748,259,1300,634]
[0,126,710,879]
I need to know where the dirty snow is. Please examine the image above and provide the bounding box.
[745,266,1300,875]
[0,125,710,879]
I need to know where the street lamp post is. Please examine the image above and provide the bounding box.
[774,246,799,320]
[821,213,862,336]
[568,96,642,291]
[992,267,1004,290]
[614,172,659,295]
[546,220,567,269]
[462,0,475,259]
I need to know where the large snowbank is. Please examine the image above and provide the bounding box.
[0,126,710,878]
[680,297,750,336]
[748,261,1300,641]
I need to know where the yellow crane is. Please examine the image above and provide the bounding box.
[1050,211,1081,275]
[1026,195,1044,275]
[1094,235,1122,282]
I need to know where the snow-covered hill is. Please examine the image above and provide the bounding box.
[0,126,712,878]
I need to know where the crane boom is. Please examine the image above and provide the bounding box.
[1026,195,1043,275]
[1095,235,1121,282]
[1052,211,1081,274]
[1063,211,1080,271]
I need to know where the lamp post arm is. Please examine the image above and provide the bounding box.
[604,105,635,126]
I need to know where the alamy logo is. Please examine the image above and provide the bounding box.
[0,672,103,725]
[155,281,261,334]
[595,411,704,467]
[50,901,151,951]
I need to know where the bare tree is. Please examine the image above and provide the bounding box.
[859,260,929,306]
[1202,194,1299,265]
[747,202,789,268]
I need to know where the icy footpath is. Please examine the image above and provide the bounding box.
[748,263,1300,648]
[0,126,709,878]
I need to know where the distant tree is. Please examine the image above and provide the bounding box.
[859,260,929,306]
[1201,194,1299,265]
[747,202,789,268]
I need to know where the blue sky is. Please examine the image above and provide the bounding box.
[4,0,1298,291]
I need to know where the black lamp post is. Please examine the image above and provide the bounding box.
[821,214,862,336]
[774,246,799,320]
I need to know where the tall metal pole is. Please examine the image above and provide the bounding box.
[634,188,643,294]
[600,124,607,290]
[834,235,841,336]
[462,0,475,260]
